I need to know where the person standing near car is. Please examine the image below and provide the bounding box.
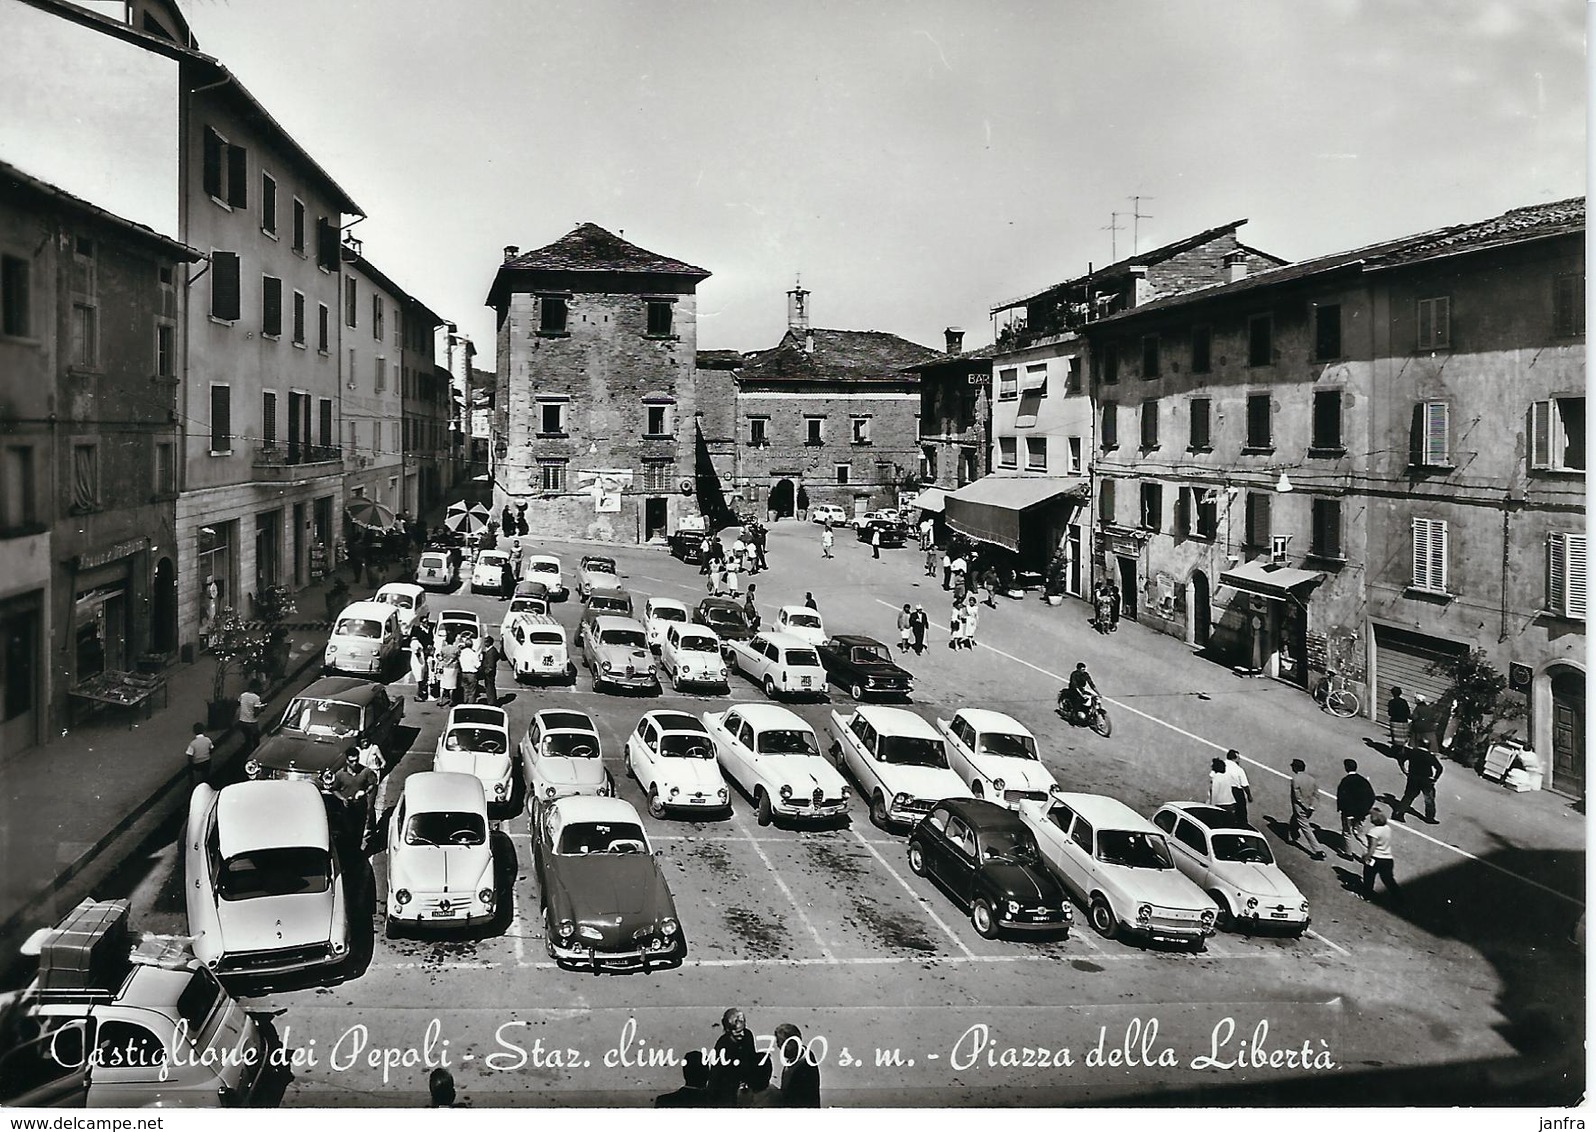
[1224,749,1254,825]
[458,637,482,705]
[235,680,265,754]
[1207,757,1239,815]
[820,523,834,559]
[410,634,431,703]
[330,746,380,849]
[743,585,761,632]
[871,525,882,559]
[479,635,501,707]
[909,604,928,654]
[185,722,214,787]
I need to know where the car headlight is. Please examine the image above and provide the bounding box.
[1137,903,1153,924]
[545,785,557,799]
[1300,901,1310,913]
[669,786,680,798]
[479,887,495,906]
[661,918,679,937]
[320,767,336,786]
[1200,908,1217,928]
[779,785,793,801]
[557,919,576,939]
[495,782,508,797]
[331,940,348,956]
[597,779,611,797]
[717,787,729,802]
[243,758,260,778]
[993,778,1006,794]
[326,644,337,655]
[1245,896,1259,910]
[1006,900,1020,916]
[840,785,851,801]
[892,792,910,809]
[601,661,613,672]
[394,889,411,905]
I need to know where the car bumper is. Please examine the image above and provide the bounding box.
[1126,916,1215,943]
[887,800,936,825]
[212,941,344,976]
[779,678,824,697]
[388,893,495,925]
[519,659,568,678]
[325,655,385,675]
[776,799,849,820]
[676,674,729,690]
[661,791,731,812]
[1236,905,1310,928]
[597,672,659,689]
[998,910,1073,933]
[548,936,685,971]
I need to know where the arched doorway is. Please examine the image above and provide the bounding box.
[769,478,795,519]
[151,557,177,654]
[1548,666,1585,799]
[1189,570,1211,648]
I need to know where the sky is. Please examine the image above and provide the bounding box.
[13,0,1587,367]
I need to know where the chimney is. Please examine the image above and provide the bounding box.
[944,327,965,355]
[787,276,810,332]
[503,245,520,262]
[1127,264,1152,307]
[1224,250,1249,282]
[804,328,815,354]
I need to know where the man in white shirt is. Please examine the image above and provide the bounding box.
[235,681,265,753]
[458,640,482,704]
[1224,749,1254,824]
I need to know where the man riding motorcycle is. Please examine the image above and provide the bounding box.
[1059,662,1100,721]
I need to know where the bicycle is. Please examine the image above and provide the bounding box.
[1315,668,1360,718]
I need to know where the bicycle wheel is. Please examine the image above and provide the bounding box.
[1326,689,1360,719]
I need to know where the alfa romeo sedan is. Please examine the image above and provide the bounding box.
[579,615,659,694]
[701,704,850,826]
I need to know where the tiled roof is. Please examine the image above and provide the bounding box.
[904,342,1002,373]
[0,159,200,260]
[1367,197,1585,268]
[738,328,943,386]
[696,350,745,369]
[500,223,710,278]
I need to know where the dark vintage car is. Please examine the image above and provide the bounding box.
[246,676,405,788]
[817,634,914,700]
[692,598,756,648]
[584,589,636,619]
[855,519,907,548]
[532,795,685,971]
[907,798,1073,940]
[667,528,708,564]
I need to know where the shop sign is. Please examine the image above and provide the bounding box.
[76,537,149,573]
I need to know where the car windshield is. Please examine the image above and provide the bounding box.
[981,732,1039,761]
[281,698,361,736]
[600,629,647,649]
[480,554,508,566]
[544,732,600,758]
[585,560,616,574]
[787,613,821,629]
[680,635,719,653]
[333,617,383,638]
[879,735,949,768]
[175,969,224,1038]
[852,645,889,663]
[444,727,506,754]
[217,848,331,900]
[510,599,547,615]
[557,821,648,855]
[404,811,487,847]
[529,631,564,646]
[530,561,558,574]
[653,607,687,623]
[420,555,445,567]
[758,729,820,756]
[784,649,821,667]
[1212,833,1275,865]
[1096,830,1175,870]
[659,733,714,758]
[377,592,414,609]
[978,827,1041,864]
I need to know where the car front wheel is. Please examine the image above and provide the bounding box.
[851,682,866,701]
[870,791,890,829]
[1088,897,1118,939]
[649,786,667,820]
[907,841,927,876]
[1208,890,1234,932]
[971,899,999,940]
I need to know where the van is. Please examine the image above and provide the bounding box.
[324,599,401,677]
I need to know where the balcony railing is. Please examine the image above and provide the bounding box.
[253,443,343,481]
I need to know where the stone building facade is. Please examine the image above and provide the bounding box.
[339,242,407,516]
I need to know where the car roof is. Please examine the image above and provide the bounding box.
[447,705,509,728]
[439,609,480,621]
[293,675,383,704]
[648,597,689,612]
[550,794,643,827]
[780,605,821,617]
[936,797,1028,830]
[1162,802,1259,832]
[377,582,424,596]
[508,612,562,628]
[478,549,510,560]
[216,780,328,856]
[589,589,635,603]
[757,631,821,652]
[582,555,616,566]
[854,706,941,739]
[526,554,561,565]
[955,708,1034,736]
[833,634,887,649]
[335,600,395,620]
[1051,791,1159,831]
[698,597,742,611]
[535,708,598,732]
[593,615,646,633]
[646,710,709,734]
[402,771,487,812]
[724,703,809,729]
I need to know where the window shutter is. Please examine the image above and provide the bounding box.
[210,252,239,321]
[226,144,248,209]
[1417,300,1433,350]
[262,277,281,336]
[1530,400,1552,470]
[316,218,338,270]
[210,385,231,451]
[1568,534,1588,619]
[202,128,223,199]
[1412,518,1447,591]
[1423,402,1449,465]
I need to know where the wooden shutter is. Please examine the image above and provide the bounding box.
[1101,402,1117,448]
[210,252,239,321]
[1422,402,1449,465]
[202,127,223,199]
[262,391,277,444]
[1190,398,1210,449]
[1174,488,1189,537]
[1246,493,1270,548]
[1530,400,1552,469]
[316,218,338,270]
[1412,518,1447,591]
[226,144,248,209]
[1550,533,1587,619]
[319,399,333,448]
[210,385,231,452]
[261,277,281,336]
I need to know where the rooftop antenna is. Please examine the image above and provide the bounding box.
[1102,213,1125,261]
[1128,195,1155,253]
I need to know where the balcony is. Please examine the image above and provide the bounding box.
[252,443,343,482]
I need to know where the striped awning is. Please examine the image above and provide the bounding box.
[945,476,1088,552]
[907,487,947,513]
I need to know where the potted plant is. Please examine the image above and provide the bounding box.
[1436,649,1526,771]
[207,609,269,730]
[1043,549,1069,606]
[795,484,810,522]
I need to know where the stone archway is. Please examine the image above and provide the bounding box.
[769,478,796,519]
[1188,569,1211,648]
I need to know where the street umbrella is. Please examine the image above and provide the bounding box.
[345,498,397,530]
[444,499,491,536]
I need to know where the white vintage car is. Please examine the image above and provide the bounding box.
[828,705,970,828]
[415,550,457,591]
[577,554,622,600]
[724,632,827,700]
[644,597,690,650]
[502,612,573,684]
[659,624,729,692]
[520,707,612,805]
[1151,803,1311,935]
[774,605,826,646]
[810,503,848,525]
[436,609,482,643]
[323,600,401,677]
[433,704,514,806]
[469,550,514,596]
[700,704,850,825]
[1021,790,1217,949]
[386,771,497,934]
[373,581,428,634]
[523,555,567,600]
[938,708,1059,807]
[625,710,731,818]
[579,615,659,694]
[184,779,349,976]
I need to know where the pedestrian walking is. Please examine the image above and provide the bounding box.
[753,525,769,572]
[1336,758,1376,861]
[1386,686,1412,761]
[909,604,928,653]
[1208,757,1242,816]
[820,524,835,559]
[185,722,213,787]
[919,516,934,551]
[707,1007,759,1107]
[1225,749,1254,825]
[871,526,882,559]
[1391,743,1442,824]
[951,554,968,594]
[410,637,430,702]
[1360,809,1403,901]
[438,635,461,706]
[723,565,740,597]
[509,538,524,580]
[962,595,979,649]
[458,638,482,704]
[1287,759,1327,859]
[772,1022,821,1107]
[804,592,818,611]
[655,1051,712,1107]
[949,603,965,649]
[744,585,761,631]
[941,550,953,590]
[924,542,938,578]
[897,603,913,652]
[1406,694,1436,766]
[235,680,265,753]
[982,567,999,607]
[479,635,500,707]
[699,536,713,575]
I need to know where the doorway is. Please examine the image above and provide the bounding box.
[1189,570,1211,648]
[769,478,795,519]
[292,503,307,587]
[1276,600,1308,687]
[1550,668,1585,798]
[644,497,668,541]
[151,557,176,654]
[1065,525,1082,596]
[1116,555,1138,621]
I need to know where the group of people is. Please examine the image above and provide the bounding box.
[406,616,500,709]
[701,525,768,596]
[1091,578,1123,632]
[1384,686,1447,825]
[895,604,931,653]
[655,1007,820,1108]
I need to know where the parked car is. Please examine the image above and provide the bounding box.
[810,503,848,525]
[323,599,402,677]
[700,704,850,826]
[816,634,914,700]
[855,518,907,547]
[502,612,574,684]
[522,555,567,600]
[644,597,690,650]
[828,705,969,828]
[773,605,826,646]
[246,677,404,787]
[386,772,497,935]
[531,796,685,971]
[373,581,428,634]
[585,589,636,619]
[1020,791,1217,949]
[577,555,621,600]
[851,508,899,531]
[436,609,483,643]
[469,550,515,598]
[667,518,709,564]
[1151,803,1311,934]
[520,708,612,805]
[624,710,731,818]
[693,597,756,649]
[579,615,659,694]
[906,799,1072,940]
[184,780,349,977]
[659,623,730,692]
[513,579,552,605]
[433,704,514,807]
[938,708,1058,806]
[415,550,458,591]
[724,631,828,700]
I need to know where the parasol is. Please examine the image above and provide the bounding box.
[345,498,397,530]
[444,499,491,535]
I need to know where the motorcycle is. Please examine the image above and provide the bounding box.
[1057,687,1113,737]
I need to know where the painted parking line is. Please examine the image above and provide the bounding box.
[874,598,1584,909]
[1305,929,1350,957]
[364,948,1304,972]
[728,809,837,963]
[846,827,975,958]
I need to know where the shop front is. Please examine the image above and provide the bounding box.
[68,537,154,686]
[0,591,44,756]
[1216,560,1324,687]
[945,475,1089,578]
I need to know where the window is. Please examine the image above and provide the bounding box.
[1411,517,1449,593]
[260,172,277,235]
[834,464,851,485]
[539,295,568,334]
[154,441,175,496]
[1180,486,1217,540]
[749,418,768,446]
[804,417,824,445]
[1191,325,1211,374]
[1021,363,1048,397]
[292,198,306,254]
[372,295,384,341]
[67,443,98,512]
[646,300,673,336]
[1100,401,1118,449]
[1245,393,1273,450]
[316,217,338,270]
[1188,397,1211,450]
[1411,401,1450,467]
[1313,303,1342,360]
[998,367,1018,401]
[1245,492,1271,549]
[538,401,567,436]
[1100,341,1119,385]
[1026,437,1047,471]
[1248,314,1272,366]
[262,391,277,444]
[646,404,670,436]
[345,277,357,328]
[1417,296,1450,350]
[1068,436,1082,474]
[317,303,329,352]
[1311,390,1344,453]
[210,251,239,321]
[1066,356,1083,394]
[1,254,30,336]
[1311,498,1343,560]
[1554,274,1585,337]
[71,303,97,368]
[347,420,358,456]
[1530,398,1586,472]
[643,460,672,492]
[1547,533,1587,619]
[318,398,333,448]
[209,385,231,453]
[292,291,306,345]
[1098,478,1115,525]
[202,127,247,208]
[260,276,282,337]
[1140,482,1162,532]
[156,323,174,378]
[374,357,386,393]
[1141,335,1160,378]
[1140,399,1160,449]
[1,446,38,529]
[998,437,1017,468]
[850,417,871,445]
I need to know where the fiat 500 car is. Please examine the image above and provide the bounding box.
[433,704,514,807]
[502,612,574,684]
[625,710,731,818]
[907,798,1072,939]
[386,772,497,934]
[659,624,730,691]
[522,556,567,600]
[521,708,613,804]
[1152,803,1310,934]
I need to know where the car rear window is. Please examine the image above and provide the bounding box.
[557,822,647,855]
[592,596,630,612]
[420,555,445,568]
[788,613,821,628]
[218,848,331,900]
[377,592,415,609]
[784,649,821,667]
[531,561,558,574]
[529,631,563,646]
[510,599,548,615]
[405,811,486,847]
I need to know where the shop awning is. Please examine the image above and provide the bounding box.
[1218,560,1326,602]
[945,475,1088,552]
[907,487,946,513]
